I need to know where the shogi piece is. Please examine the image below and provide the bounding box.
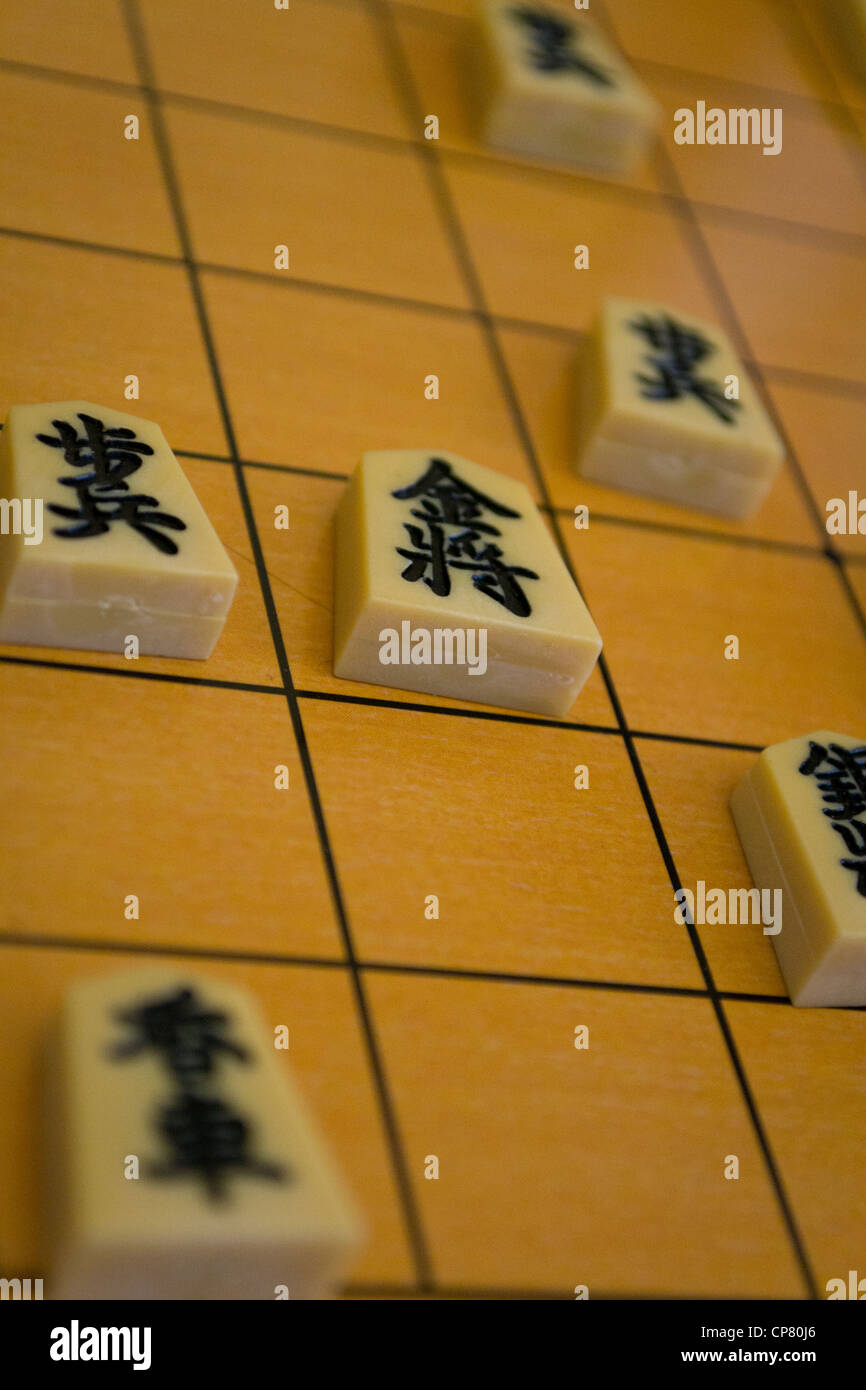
[334,449,602,718]
[45,970,364,1299]
[0,401,237,658]
[472,0,660,173]
[574,298,785,519]
[731,731,866,1007]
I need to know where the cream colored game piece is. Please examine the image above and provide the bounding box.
[0,402,237,658]
[472,0,660,173]
[731,731,866,1007]
[574,298,785,519]
[334,449,602,718]
[45,970,364,1299]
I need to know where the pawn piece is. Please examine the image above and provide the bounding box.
[574,298,785,519]
[472,0,660,174]
[0,401,237,658]
[45,970,364,1299]
[731,731,866,1007]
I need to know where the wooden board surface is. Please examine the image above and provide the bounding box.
[1,0,865,1300]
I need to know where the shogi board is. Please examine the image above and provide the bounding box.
[0,0,865,1302]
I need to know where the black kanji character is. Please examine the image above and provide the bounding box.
[150,1092,285,1201]
[393,456,521,528]
[393,459,540,616]
[798,742,866,822]
[37,412,154,492]
[831,820,866,895]
[629,314,740,425]
[37,411,186,553]
[509,7,614,86]
[833,819,866,857]
[48,489,187,554]
[839,856,866,897]
[799,741,866,899]
[397,520,451,598]
[111,986,248,1085]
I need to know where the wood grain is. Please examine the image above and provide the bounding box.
[0,0,864,1299]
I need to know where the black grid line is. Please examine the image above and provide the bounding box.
[0,932,801,1010]
[3,0,861,1303]
[613,31,866,649]
[292,685,620,733]
[0,650,284,693]
[119,0,434,1291]
[602,0,861,1300]
[610,52,865,121]
[177,448,354,484]
[146,442,854,563]
[667,197,866,257]
[0,222,181,266]
[7,415,834,562]
[5,220,866,403]
[748,360,866,401]
[0,649,776,755]
[2,42,866,253]
[387,0,865,140]
[436,145,866,256]
[774,0,866,190]
[546,508,830,559]
[369,0,823,1300]
[167,446,850,562]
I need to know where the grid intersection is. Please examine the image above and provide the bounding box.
[1,0,863,1300]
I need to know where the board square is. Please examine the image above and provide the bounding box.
[0,665,342,960]
[201,272,535,486]
[302,702,703,986]
[696,214,866,385]
[0,238,227,455]
[650,70,866,238]
[565,520,866,746]
[441,155,724,331]
[364,971,805,1294]
[764,375,866,559]
[636,738,788,998]
[138,0,412,139]
[166,104,470,309]
[0,0,137,84]
[0,68,178,256]
[726,999,866,1295]
[609,0,830,101]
